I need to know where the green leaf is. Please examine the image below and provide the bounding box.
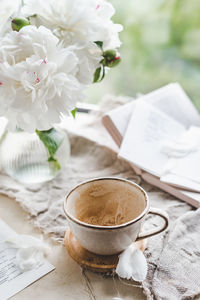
[93,65,106,83]
[36,128,65,171]
[36,128,64,157]
[48,157,61,172]
[94,41,103,50]
[71,108,77,119]
[101,66,105,81]
[93,67,102,83]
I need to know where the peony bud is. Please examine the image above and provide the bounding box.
[107,56,121,68]
[103,49,116,61]
[11,18,30,32]
[102,50,121,68]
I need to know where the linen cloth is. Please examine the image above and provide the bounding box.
[0,96,199,300]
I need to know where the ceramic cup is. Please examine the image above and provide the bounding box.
[64,177,169,255]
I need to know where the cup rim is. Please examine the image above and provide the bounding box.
[64,177,149,230]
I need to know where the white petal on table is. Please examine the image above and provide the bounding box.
[5,234,50,272]
[116,244,147,282]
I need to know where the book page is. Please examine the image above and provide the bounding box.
[104,83,200,147]
[107,101,135,137]
[161,150,200,186]
[119,102,185,176]
[140,83,200,128]
[0,219,54,300]
[160,126,200,190]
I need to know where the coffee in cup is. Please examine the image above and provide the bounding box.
[73,179,146,226]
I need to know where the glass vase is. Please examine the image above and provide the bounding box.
[0,127,70,184]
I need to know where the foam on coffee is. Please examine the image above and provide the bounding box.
[67,179,146,226]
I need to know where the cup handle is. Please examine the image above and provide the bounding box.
[136,207,169,241]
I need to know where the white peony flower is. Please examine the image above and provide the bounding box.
[0,0,122,132]
[20,0,122,84]
[74,42,102,84]
[21,0,122,49]
[0,25,83,132]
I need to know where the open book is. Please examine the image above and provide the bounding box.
[102,83,200,208]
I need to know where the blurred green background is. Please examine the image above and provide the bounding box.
[86,0,200,111]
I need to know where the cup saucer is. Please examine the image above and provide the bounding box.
[64,229,147,273]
